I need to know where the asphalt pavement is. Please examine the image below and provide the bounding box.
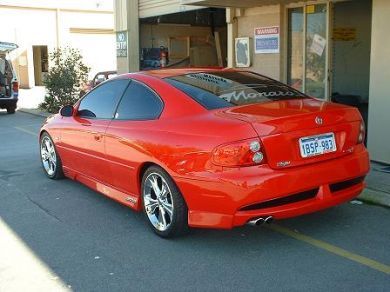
[0,110,389,291]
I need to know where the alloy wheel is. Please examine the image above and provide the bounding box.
[40,136,57,176]
[143,172,174,231]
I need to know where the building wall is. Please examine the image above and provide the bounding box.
[60,11,116,78]
[0,1,115,87]
[367,0,390,163]
[236,5,282,80]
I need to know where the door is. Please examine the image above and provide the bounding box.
[59,79,129,184]
[105,80,164,196]
[287,3,331,100]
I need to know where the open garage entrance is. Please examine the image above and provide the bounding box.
[139,8,227,70]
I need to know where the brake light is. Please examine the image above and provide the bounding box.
[212,138,267,167]
[12,81,19,98]
[357,121,365,144]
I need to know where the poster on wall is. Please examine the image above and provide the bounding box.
[254,26,280,54]
[235,37,251,67]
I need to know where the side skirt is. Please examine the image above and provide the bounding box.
[62,166,141,211]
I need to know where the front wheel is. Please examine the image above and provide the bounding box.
[40,132,64,179]
[142,166,188,238]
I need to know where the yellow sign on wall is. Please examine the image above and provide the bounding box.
[333,28,357,41]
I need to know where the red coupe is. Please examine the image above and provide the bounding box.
[39,69,370,237]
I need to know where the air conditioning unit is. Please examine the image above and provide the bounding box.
[235,37,251,68]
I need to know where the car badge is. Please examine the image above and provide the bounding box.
[277,161,291,167]
[315,116,323,125]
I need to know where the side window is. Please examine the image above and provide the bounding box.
[78,79,129,119]
[115,81,163,120]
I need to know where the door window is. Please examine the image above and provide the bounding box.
[305,4,328,99]
[287,4,329,99]
[287,7,304,91]
[115,81,163,120]
[78,79,129,119]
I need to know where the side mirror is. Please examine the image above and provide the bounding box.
[60,105,74,117]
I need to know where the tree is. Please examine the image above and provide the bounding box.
[39,47,90,113]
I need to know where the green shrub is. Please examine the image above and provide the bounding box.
[39,47,90,113]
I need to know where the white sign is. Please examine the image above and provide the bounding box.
[254,26,280,54]
[310,34,326,57]
[116,31,127,57]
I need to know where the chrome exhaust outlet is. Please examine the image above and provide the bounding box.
[264,216,273,224]
[247,216,273,226]
[247,217,265,226]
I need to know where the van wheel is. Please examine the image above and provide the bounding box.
[7,106,16,114]
[142,166,188,238]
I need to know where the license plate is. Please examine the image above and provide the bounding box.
[299,133,337,158]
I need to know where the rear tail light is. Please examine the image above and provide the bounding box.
[12,81,19,98]
[212,138,267,167]
[357,121,365,144]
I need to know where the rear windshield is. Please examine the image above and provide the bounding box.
[165,71,306,110]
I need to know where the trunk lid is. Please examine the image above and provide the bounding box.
[217,98,362,169]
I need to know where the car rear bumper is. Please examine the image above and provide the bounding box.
[0,97,18,108]
[174,145,370,229]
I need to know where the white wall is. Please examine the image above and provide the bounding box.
[60,11,116,79]
[367,0,390,163]
[0,2,115,86]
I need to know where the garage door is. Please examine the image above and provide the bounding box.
[139,0,204,18]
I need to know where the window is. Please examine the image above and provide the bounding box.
[78,79,129,119]
[115,81,163,120]
[165,71,305,110]
[287,4,329,99]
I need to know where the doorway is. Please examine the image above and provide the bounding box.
[32,45,48,86]
[331,0,372,127]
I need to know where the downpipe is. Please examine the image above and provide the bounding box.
[247,216,273,226]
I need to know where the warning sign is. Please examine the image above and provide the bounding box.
[254,26,280,54]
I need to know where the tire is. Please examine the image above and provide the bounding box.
[6,106,16,114]
[40,132,64,179]
[141,166,188,238]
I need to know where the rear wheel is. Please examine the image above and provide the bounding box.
[40,132,64,179]
[6,106,16,114]
[142,166,188,238]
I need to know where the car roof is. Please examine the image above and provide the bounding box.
[138,67,236,79]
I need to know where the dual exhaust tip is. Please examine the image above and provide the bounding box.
[247,216,273,226]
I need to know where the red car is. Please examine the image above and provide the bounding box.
[39,69,369,238]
